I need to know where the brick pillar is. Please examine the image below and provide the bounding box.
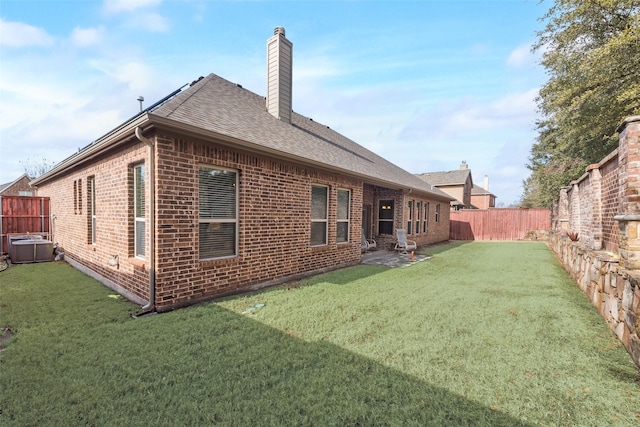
[569,181,580,233]
[615,116,640,269]
[558,186,570,231]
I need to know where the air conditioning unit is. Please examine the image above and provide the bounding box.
[9,238,54,264]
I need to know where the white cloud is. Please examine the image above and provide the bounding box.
[89,59,155,92]
[103,0,162,14]
[507,43,533,68]
[400,88,538,142]
[0,19,54,47]
[71,27,104,47]
[139,12,170,33]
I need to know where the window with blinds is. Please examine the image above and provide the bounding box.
[311,185,328,246]
[336,189,350,243]
[134,164,145,258]
[199,166,238,260]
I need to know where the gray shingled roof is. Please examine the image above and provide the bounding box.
[415,169,471,186]
[151,73,451,199]
[471,184,495,196]
[0,173,29,193]
[33,73,452,202]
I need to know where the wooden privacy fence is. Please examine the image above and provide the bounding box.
[0,196,51,254]
[450,208,551,241]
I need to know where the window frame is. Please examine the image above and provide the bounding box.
[88,176,96,245]
[435,203,441,223]
[73,180,78,215]
[407,200,413,234]
[423,203,429,233]
[198,165,239,261]
[336,188,351,244]
[378,199,394,235]
[310,184,329,246]
[416,201,422,235]
[134,164,146,259]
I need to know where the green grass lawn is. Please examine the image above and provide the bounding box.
[1,242,638,426]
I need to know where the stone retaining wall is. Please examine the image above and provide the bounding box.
[549,232,640,367]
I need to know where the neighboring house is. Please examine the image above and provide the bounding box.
[470,178,497,209]
[415,161,473,210]
[31,28,453,312]
[0,174,34,196]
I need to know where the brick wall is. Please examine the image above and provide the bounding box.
[552,118,640,254]
[600,152,621,253]
[550,116,640,367]
[577,171,594,248]
[556,151,621,252]
[36,142,151,304]
[152,131,365,309]
[470,194,494,210]
[36,126,451,311]
[367,187,449,250]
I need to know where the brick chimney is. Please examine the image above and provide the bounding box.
[266,27,292,123]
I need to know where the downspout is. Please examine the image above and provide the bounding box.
[135,126,156,312]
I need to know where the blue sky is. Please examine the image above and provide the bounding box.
[0,0,549,205]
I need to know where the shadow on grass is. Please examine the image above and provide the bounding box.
[1,301,530,426]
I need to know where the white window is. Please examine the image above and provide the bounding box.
[199,166,238,260]
[407,200,413,234]
[336,189,350,243]
[435,204,441,223]
[88,176,96,245]
[416,202,422,234]
[423,203,429,233]
[311,185,328,246]
[134,165,145,258]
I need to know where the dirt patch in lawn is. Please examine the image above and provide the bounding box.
[0,326,14,351]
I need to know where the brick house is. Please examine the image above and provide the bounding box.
[31,28,453,312]
[0,174,34,196]
[470,176,496,209]
[416,161,474,210]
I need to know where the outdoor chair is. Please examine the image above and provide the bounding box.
[394,229,417,254]
[361,230,377,252]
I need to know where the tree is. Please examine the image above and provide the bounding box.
[522,0,640,207]
[19,157,57,179]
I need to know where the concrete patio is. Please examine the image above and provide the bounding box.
[361,250,432,268]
